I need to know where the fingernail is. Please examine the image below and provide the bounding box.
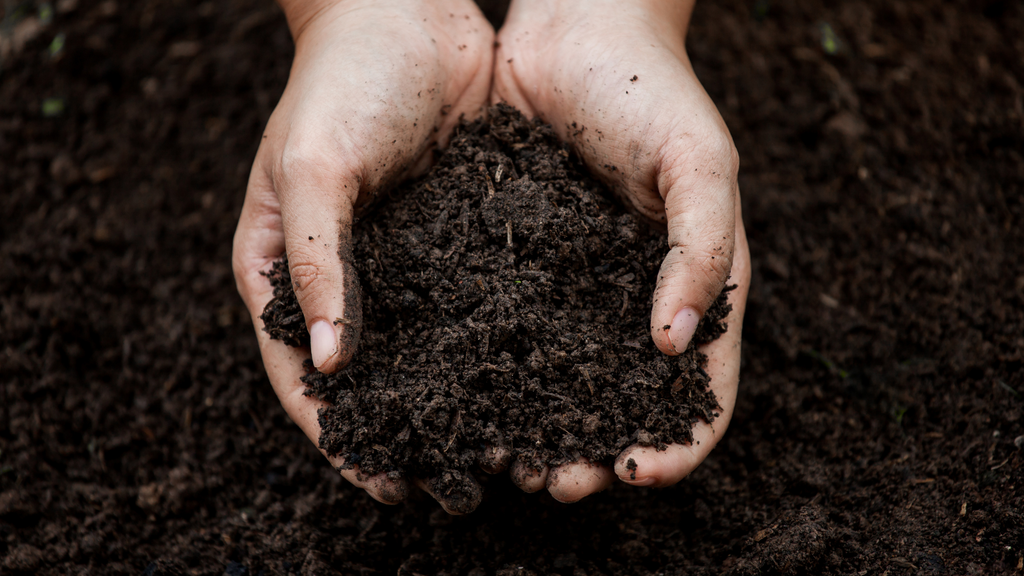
[310,320,337,370]
[669,307,701,353]
[626,476,657,487]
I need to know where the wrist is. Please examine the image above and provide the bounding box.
[277,0,342,41]
[506,0,695,40]
[278,0,484,44]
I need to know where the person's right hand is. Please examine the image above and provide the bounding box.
[232,0,493,512]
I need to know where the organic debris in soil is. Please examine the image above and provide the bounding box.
[261,104,731,507]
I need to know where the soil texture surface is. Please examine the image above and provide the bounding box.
[260,104,731,510]
[1,0,1022,575]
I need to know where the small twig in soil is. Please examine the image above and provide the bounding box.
[445,411,462,452]
[997,379,1020,398]
[539,391,571,403]
[579,366,594,395]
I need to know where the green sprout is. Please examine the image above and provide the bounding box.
[893,406,908,425]
[41,96,64,117]
[48,32,65,57]
[803,349,849,378]
[38,2,54,24]
[818,22,841,55]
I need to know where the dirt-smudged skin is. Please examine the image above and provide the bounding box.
[334,239,363,361]
[261,104,732,505]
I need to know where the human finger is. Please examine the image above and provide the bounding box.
[272,145,363,374]
[619,205,749,486]
[478,444,512,474]
[649,130,739,356]
[509,459,549,493]
[545,458,616,503]
[414,475,484,515]
[233,166,408,504]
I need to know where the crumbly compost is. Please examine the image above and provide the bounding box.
[260,104,731,503]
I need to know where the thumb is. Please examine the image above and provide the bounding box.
[650,142,738,356]
[277,160,363,374]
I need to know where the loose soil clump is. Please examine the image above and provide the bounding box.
[261,104,732,507]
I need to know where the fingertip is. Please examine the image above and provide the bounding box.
[668,307,700,354]
[546,459,615,503]
[337,466,409,505]
[510,459,548,493]
[309,318,360,374]
[373,474,411,505]
[614,447,660,487]
[310,320,338,372]
[415,475,483,515]
[615,440,713,488]
[479,444,511,474]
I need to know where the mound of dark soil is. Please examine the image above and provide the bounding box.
[261,104,731,506]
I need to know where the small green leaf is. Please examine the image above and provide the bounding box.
[48,32,65,57]
[39,3,54,24]
[894,406,908,425]
[42,97,64,117]
[802,349,850,379]
[819,22,841,55]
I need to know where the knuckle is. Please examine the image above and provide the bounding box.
[276,137,360,205]
[659,129,739,203]
[287,253,331,302]
[278,140,330,177]
[704,251,734,285]
[696,252,733,303]
[661,241,735,309]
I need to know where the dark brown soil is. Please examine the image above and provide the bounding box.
[1,0,1022,575]
[260,104,731,508]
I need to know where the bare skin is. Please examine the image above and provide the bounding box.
[232,0,494,511]
[492,0,751,502]
[233,0,750,512]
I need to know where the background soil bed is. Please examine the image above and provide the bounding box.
[0,0,1021,574]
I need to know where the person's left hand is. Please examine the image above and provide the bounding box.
[490,0,751,503]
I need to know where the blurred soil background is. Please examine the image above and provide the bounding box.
[0,0,1021,574]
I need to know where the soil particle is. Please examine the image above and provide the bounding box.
[262,104,732,498]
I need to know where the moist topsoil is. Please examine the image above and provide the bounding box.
[1,0,1022,575]
[259,104,732,510]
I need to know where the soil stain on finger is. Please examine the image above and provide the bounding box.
[626,457,638,481]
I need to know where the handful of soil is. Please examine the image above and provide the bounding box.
[261,104,731,509]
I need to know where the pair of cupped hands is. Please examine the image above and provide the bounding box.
[232,0,750,514]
